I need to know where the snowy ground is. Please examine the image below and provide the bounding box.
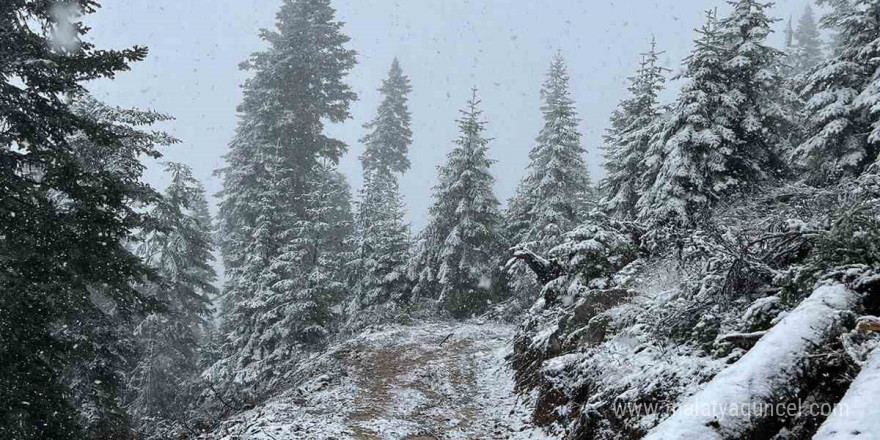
[207,322,558,439]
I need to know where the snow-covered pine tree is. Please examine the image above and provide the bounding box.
[504,53,592,297]
[348,58,413,313]
[716,0,792,175]
[351,167,411,309]
[601,39,668,220]
[0,3,168,421]
[636,10,727,227]
[638,2,789,227]
[795,0,880,183]
[790,3,824,76]
[59,95,179,440]
[128,163,216,435]
[268,164,353,348]
[214,0,356,388]
[411,89,503,317]
[508,53,592,251]
[360,58,413,175]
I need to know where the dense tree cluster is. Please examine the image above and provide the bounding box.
[8,0,880,438]
[512,1,880,438]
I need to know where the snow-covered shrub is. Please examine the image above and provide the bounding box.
[548,212,643,291]
[511,213,645,422]
[812,177,880,271]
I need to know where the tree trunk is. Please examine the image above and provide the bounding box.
[813,348,880,439]
[643,283,858,440]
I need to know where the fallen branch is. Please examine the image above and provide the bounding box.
[439,333,454,347]
[208,381,239,414]
[715,330,768,349]
[506,247,564,285]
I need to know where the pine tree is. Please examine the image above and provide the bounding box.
[637,11,726,226]
[360,58,413,175]
[506,53,592,253]
[412,89,503,317]
[795,0,880,183]
[62,96,179,439]
[638,2,789,226]
[351,168,411,308]
[349,58,413,312]
[601,39,668,220]
[269,164,353,347]
[790,4,824,76]
[215,0,356,388]
[717,0,791,175]
[0,3,159,431]
[128,163,216,434]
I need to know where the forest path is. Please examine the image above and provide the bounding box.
[210,322,555,439]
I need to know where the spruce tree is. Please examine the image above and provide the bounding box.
[717,0,791,175]
[412,89,503,317]
[601,39,668,220]
[0,2,159,432]
[790,4,824,76]
[637,10,726,226]
[638,2,789,226]
[62,96,179,440]
[128,163,216,434]
[215,0,356,387]
[506,53,592,253]
[795,0,880,183]
[269,164,353,346]
[351,168,411,308]
[360,58,413,175]
[349,58,413,312]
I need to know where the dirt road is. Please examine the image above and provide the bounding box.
[209,323,557,439]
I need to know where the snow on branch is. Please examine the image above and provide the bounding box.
[505,246,564,285]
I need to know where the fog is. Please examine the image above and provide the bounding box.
[85,0,807,231]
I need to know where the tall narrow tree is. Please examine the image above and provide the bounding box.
[601,39,668,220]
[411,89,503,317]
[215,0,356,387]
[360,58,413,175]
[128,163,216,435]
[506,53,592,254]
[349,59,413,313]
[790,4,824,76]
[784,16,794,49]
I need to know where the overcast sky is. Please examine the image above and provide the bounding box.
[85,0,811,233]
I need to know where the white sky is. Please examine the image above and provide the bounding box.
[85,0,811,234]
